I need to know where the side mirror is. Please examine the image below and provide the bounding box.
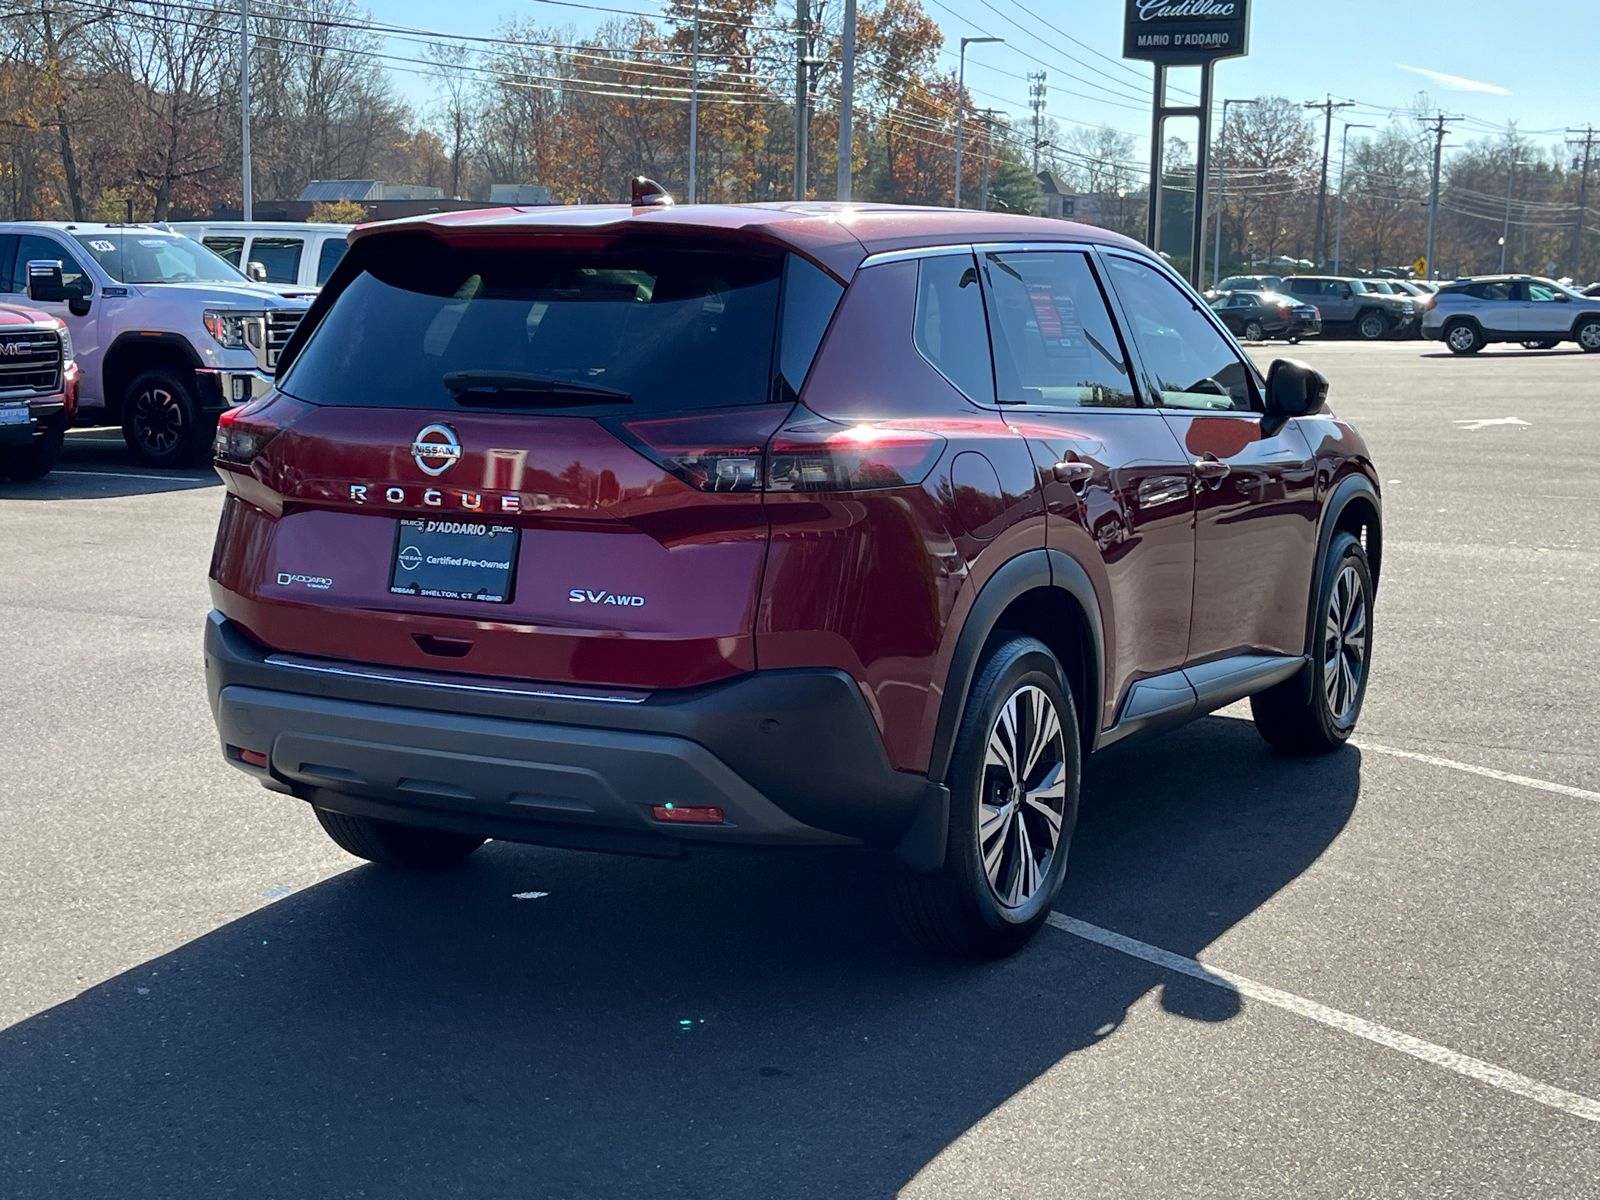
[246,261,268,283]
[1557,292,1572,302]
[1339,285,1353,298]
[1265,358,1328,422]
[25,259,68,302]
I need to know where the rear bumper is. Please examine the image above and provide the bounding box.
[204,613,941,860]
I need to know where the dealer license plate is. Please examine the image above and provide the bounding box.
[0,404,29,426]
[389,518,519,603]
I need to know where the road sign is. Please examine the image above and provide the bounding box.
[1414,256,1428,276]
[1124,0,1251,65]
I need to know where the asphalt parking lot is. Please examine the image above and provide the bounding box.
[2,341,1597,1197]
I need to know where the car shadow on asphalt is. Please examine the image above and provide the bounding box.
[0,715,1360,1198]
[0,428,219,499]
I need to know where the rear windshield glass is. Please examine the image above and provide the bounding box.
[280,247,786,413]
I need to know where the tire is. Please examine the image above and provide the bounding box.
[886,636,1080,959]
[121,367,216,468]
[0,414,64,480]
[1356,310,1389,341]
[1250,531,1373,754]
[1243,319,1264,342]
[1522,339,1560,350]
[1444,320,1483,355]
[313,805,486,868]
[1575,317,1600,353]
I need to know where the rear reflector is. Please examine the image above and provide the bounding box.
[232,746,269,769]
[652,804,725,824]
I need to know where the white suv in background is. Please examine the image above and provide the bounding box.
[1422,275,1600,354]
[169,222,353,292]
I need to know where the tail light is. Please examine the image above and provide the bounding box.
[1421,296,1437,312]
[611,405,945,495]
[765,415,945,492]
[610,405,791,493]
[214,392,310,466]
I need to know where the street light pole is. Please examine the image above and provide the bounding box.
[837,0,856,199]
[953,36,1001,208]
[239,0,252,221]
[688,0,699,203]
[1211,98,1256,289]
[1332,121,1373,277]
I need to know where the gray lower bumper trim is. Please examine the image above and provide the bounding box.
[218,684,858,849]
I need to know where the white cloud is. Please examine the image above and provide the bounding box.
[1395,64,1510,95]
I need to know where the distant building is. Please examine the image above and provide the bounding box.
[297,181,445,202]
[490,183,554,205]
[1037,171,1077,220]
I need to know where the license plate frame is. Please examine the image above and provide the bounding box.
[388,518,520,604]
[0,404,30,427]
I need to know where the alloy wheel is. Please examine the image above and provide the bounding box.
[979,685,1068,909]
[1322,564,1368,723]
[132,386,184,456]
[1244,320,1264,342]
[1360,314,1386,340]
[1579,322,1600,350]
[1447,325,1478,352]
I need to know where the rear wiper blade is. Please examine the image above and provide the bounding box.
[442,370,632,405]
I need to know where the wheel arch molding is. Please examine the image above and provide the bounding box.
[103,332,204,419]
[926,549,1106,785]
[1292,472,1381,700]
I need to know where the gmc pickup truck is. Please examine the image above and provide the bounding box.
[0,222,311,467]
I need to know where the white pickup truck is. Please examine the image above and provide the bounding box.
[0,222,314,467]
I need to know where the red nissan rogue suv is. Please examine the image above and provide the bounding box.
[205,202,1380,958]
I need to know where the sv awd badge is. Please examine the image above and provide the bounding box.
[569,589,645,607]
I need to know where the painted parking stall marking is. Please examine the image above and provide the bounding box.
[1047,914,1600,1124]
[1356,741,1600,805]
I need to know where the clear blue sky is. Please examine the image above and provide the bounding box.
[369,0,1588,155]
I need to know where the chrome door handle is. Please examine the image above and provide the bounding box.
[1052,460,1094,485]
[1192,457,1230,481]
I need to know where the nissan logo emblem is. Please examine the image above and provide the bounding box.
[411,423,461,476]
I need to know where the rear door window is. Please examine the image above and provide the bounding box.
[247,237,304,284]
[913,252,994,404]
[281,246,785,413]
[316,238,350,286]
[203,236,245,268]
[980,249,1137,407]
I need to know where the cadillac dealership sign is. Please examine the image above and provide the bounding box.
[1123,0,1250,64]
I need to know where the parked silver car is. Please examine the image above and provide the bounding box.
[1420,275,1600,355]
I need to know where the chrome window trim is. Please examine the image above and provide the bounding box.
[859,245,977,268]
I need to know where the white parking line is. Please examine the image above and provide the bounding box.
[1047,914,1600,1124]
[48,470,209,484]
[1355,742,1600,804]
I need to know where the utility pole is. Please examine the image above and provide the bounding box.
[1028,72,1046,174]
[836,0,855,199]
[954,36,1001,208]
[1500,152,1525,273]
[1424,113,1460,281]
[688,0,700,202]
[1332,121,1373,276]
[1211,97,1256,290]
[793,0,808,200]
[239,0,252,220]
[1566,126,1597,281]
[1304,95,1354,267]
